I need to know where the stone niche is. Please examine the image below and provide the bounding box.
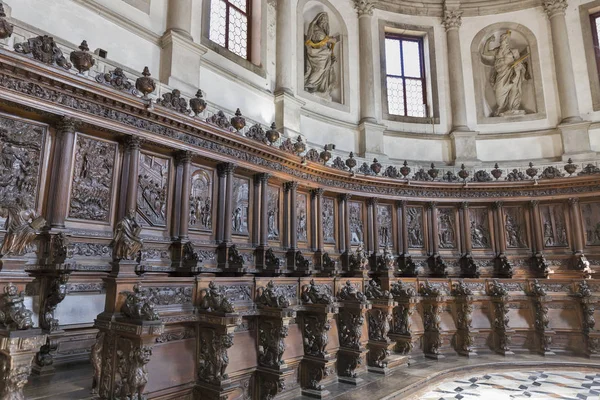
[470,22,546,124]
[298,0,348,106]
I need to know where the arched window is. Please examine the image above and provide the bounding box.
[209,0,251,60]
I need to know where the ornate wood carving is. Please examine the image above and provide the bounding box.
[189,167,213,231]
[301,280,334,305]
[407,207,424,248]
[137,153,169,227]
[121,284,160,321]
[14,35,71,69]
[157,89,189,114]
[377,204,392,247]
[540,204,568,247]
[296,193,307,242]
[302,314,330,358]
[95,67,138,95]
[232,177,249,236]
[504,207,527,248]
[349,202,364,245]
[69,135,116,222]
[322,197,335,244]
[199,282,236,313]
[0,283,33,330]
[582,202,600,246]
[469,208,491,249]
[258,320,288,368]
[111,211,143,261]
[488,280,512,355]
[438,208,457,249]
[256,281,291,309]
[267,186,280,241]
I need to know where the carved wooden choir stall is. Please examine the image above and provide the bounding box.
[1,22,600,400]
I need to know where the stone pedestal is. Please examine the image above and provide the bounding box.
[159,31,206,94]
[450,131,481,166]
[358,121,387,161]
[558,121,595,161]
[274,91,304,138]
[0,328,47,400]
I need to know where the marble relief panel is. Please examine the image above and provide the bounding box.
[189,167,213,232]
[0,115,46,209]
[470,207,491,249]
[377,204,392,247]
[297,193,308,242]
[349,201,364,245]
[540,204,568,248]
[69,134,116,222]
[407,207,424,249]
[582,202,600,246]
[232,177,249,236]
[438,208,457,249]
[504,207,527,249]
[267,186,280,241]
[322,197,335,244]
[137,153,169,227]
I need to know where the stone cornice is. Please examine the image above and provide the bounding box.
[376,0,541,17]
[0,48,599,202]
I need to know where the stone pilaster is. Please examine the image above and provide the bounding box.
[543,0,594,160]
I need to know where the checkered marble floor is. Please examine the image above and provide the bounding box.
[418,371,600,400]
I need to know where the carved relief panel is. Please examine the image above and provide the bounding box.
[68,134,117,222]
[407,207,424,249]
[540,204,568,248]
[323,197,335,244]
[377,204,393,247]
[438,208,457,249]
[469,207,491,249]
[504,206,527,249]
[232,177,250,236]
[348,201,364,245]
[297,193,308,243]
[189,166,213,232]
[0,115,46,210]
[137,153,170,227]
[582,202,600,246]
[267,186,280,241]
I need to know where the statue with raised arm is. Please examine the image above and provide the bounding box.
[480,31,530,117]
[304,12,339,98]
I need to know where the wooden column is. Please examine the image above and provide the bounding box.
[530,200,543,254]
[50,117,77,228]
[370,198,380,253]
[257,173,271,248]
[366,198,376,253]
[252,175,261,246]
[494,201,506,255]
[569,198,584,254]
[337,194,349,254]
[399,201,408,255]
[124,136,142,215]
[311,189,324,253]
[216,162,236,245]
[177,151,192,241]
[285,182,298,251]
[429,202,439,254]
[461,202,472,255]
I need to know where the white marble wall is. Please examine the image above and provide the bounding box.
[5,0,600,165]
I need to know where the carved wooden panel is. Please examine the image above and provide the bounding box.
[189,166,213,232]
[469,207,491,249]
[0,115,46,209]
[296,193,308,242]
[377,204,392,247]
[540,204,568,248]
[232,176,250,236]
[349,201,364,245]
[322,197,335,244]
[267,185,280,241]
[504,206,527,249]
[582,202,600,246]
[68,134,117,222]
[407,207,424,249]
[438,208,457,249]
[137,153,170,227]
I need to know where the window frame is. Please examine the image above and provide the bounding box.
[384,33,428,118]
[210,0,252,61]
[590,11,600,83]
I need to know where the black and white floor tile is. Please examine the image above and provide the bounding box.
[418,371,600,400]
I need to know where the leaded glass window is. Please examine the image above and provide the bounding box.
[384,35,427,118]
[590,12,600,81]
[209,0,250,59]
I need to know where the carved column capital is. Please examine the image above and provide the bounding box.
[367,197,379,207]
[283,181,299,193]
[338,193,352,202]
[441,9,463,31]
[175,150,193,165]
[353,0,375,16]
[493,201,504,211]
[310,188,325,199]
[57,116,77,134]
[568,197,579,206]
[396,200,408,209]
[460,202,469,210]
[529,200,540,209]
[124,135,142,151]
[426,201,437,210]
[254,172,271,184]
[216,162,236,177]
[543,0,568,18]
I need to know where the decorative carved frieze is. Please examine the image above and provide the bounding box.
[157,89,189,114]
[69,135,116,222]
[14,35,71,69]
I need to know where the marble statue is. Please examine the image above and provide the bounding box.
[480,31,530,117]
[304,12,339,98]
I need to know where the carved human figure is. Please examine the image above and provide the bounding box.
[90,332,104,395]
[480,31,530,117]
[471,220,489,248]
[111,210,143,261]
[128,345,152,400]
[304,12,339,97]
[0,198,45,256]
[0,283,33,330]
[232,207,242,233]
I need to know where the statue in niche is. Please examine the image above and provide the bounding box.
[480,31,530,117]
[438,210,455,249]
[304,12,339,99]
